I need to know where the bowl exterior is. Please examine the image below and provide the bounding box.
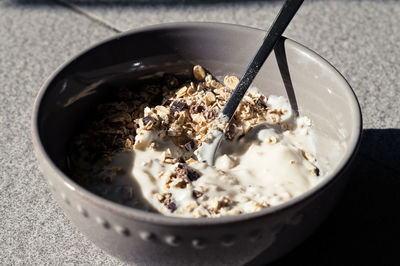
[32,22,361,265]
[37,150,353,266]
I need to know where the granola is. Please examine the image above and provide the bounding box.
[69,65,322,218]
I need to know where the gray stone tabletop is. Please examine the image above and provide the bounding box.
[0,0,399,265]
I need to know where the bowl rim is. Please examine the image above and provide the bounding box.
[31,21,362,226]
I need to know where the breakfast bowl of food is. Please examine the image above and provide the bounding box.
[31,22,362,265]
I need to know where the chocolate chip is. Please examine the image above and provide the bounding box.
[315,167,320,176]
[175,163,200,182]
[175,180,187,189]
[225,124,236,140]
[190,104,204,114]
[184,140,195,151]
[187,169,200,181]
[192,190,203,199]
[256,98,267,108]
[170,101,188,113]
[175,163,187,179]
[142,116,156,125]
[203,108,218,120]
[167,201,177,212]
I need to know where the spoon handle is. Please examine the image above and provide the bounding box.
[221,0,304,121]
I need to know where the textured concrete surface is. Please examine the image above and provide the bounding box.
[0,0,399,265]
[63,0,400,129]
[0,0,122,264]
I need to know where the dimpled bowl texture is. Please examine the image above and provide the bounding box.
[32,23,362,266]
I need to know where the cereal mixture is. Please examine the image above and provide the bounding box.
[69,65,321,218]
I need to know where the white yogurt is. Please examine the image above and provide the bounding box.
[116,96,322,218]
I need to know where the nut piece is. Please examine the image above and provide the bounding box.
[192,190,204,199]
[125,138,133,149]
[209,196,231,211]
[268,136,278,144]
[302,150,316,163]
[203,108,218,120]
[190,104,204,114]
[205,91,216,106]
[108,112,132,123]
[310,167,320,176]
[155,193,165,202]
[185,201,199,212]
[175,86,187,97]
[193,65,206,81]
[224,75,240,89]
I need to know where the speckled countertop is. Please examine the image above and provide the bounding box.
[0,0,399,265]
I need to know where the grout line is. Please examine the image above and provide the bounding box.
[55,0,122,33]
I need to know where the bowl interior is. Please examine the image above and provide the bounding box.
[35,23,361,214]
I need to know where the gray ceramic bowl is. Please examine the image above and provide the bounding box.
[31,22,362,265]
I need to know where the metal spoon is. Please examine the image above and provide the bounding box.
[195,0,304,165]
